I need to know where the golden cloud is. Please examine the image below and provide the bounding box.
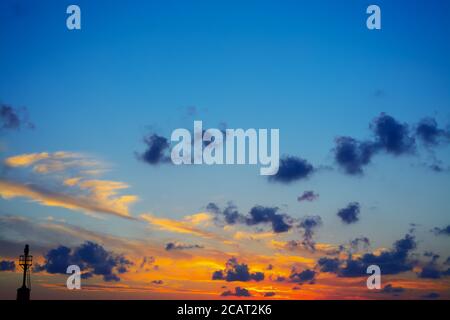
[140,213,217,239]
[0,151,137,219]
[0,179,137,219]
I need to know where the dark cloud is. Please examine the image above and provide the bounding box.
[297,191,319,202]
[212,258,264,282]
[337,202,361,224]
[298,215,322,251]
[334,137,378,175]
[371,113,416,155]
[246,206,292,233]
[184,106,198,117]
[418,253,449,279]
[269,156,314,184]
[317,257,340,273]
[222,203,245,225]
[137,134,171,165]
[0,104,34,131]
[273,275,286,282]
[151,280,163,285]
[206,202,221,214]
[418,265,442,279]
[289,268,316,284]
[165,242,203,251]
[0,260,15,271]
[35,241,132,282]
[334,113,418,175]
[423,251,440,262]
[221,287,251,297]
[381,284,405,295]
[208,202,294,233]
[139,256,156,270]
[432,225,450,236]
[349,237,370,254]
[416,117,450,146]
[264,292,276,297]
[421,292,440,299]
[207,202,245,225]
[338,234,417,277]
[427,162,449,172]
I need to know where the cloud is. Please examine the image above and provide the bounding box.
[0,179,137,219]
[417,253,450,279]
[423,251,440,261]
[1,152,137,219]
[432,225,450,236]
[0,260,15,271]
[381,284,405,295]
[208,202,294,233]
[317,257,340,273]
[421,292,440,299]
[221,287,251,297]
[3,151,98,174]
[35,241,132,282]
[338,234,417,277]
[371,113,415,155]
[140,213,216,239]
[312,235,415,278]
[298,215,323,251]
[337,202,361,224]
[137,134,171,165]
[139,256,158,271]
[263,292,276,297]
[334,113,417,175]
[289,268,316,284]
[415,117,450,146]
[418,265,442,279]
[206,202,221,214]
[184,106,198,117]
[246,206,292,233]
[349,237,370,253]
[151,280,164,285]
[165,242,204,251]
[4,152,52,167]
[268,156,314,184]
[212,258,264,282]
[208,202,244,225]
[333,137,377,175]
[297,191,319,202]
[0,104,34,131]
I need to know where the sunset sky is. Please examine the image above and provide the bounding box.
[0,0,449,299]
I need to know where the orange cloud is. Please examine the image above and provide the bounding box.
[0,151,138,219]
[140,213,217,239]
[0,179,137,219]
[4,151,103,174]
[4,152,51,167]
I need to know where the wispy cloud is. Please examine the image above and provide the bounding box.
[0,151,137,219]
[140,213,217,239]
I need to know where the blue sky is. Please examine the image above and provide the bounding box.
[0,0,449,299]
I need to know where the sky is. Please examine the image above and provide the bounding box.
[0,0,449,299]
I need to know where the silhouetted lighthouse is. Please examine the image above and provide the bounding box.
[17,244,32,301]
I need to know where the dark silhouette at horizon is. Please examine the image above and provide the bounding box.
[17,244,32,301]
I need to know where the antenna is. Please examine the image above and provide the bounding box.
[17,244,32,301]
